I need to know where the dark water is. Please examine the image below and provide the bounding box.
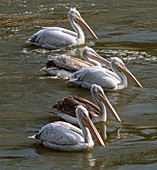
[0,0,157,169]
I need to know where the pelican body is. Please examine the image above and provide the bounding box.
[26,8,98,49]
[53,84,121,124]
[68,57,143,91]
[41,54,92,78]
[41,46,110,78]
[29,105,105,151]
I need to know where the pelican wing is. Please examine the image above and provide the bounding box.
[34,122,84,145]
[71,96,100,117]
[53,95,100,118]
[42,27,77,37]
[53,96,80,115]
[69,67,118,90]
[26,28,77,49]
[47,55,92,71]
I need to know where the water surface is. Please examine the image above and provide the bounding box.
[0,0,157,169]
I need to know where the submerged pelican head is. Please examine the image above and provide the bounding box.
[82,46,110,67]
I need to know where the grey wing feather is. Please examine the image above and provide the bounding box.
[42,27,77,37]
[35,122,84,145]
[69,67,118,89]
[26,27,77,49]
[54,121,83,136]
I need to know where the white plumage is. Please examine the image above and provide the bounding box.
[41,46,110,78]
[29,105,105,151]
[68,57,143,91]
[26,8,98,49]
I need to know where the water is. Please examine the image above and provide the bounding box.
[0,0,157,169]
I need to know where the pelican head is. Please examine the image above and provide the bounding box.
[68,8,98,40]
[111,57,143,88]
[82,46,110,67]
[91,84,121,122]
[75,105,105,147]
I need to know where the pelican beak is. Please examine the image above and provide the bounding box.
[98,92,121,122]
[118,64,143,88]
[90,52,111,68]
[83,115,105,147]
[75,15,99,40]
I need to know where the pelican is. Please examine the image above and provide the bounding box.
[41,46,111,78]
[41,54,92,78]
[68,57,143,91]
[26,8,98,49]
[53,84,121,124]
[29,105,105,151]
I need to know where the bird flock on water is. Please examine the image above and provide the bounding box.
[27,8,143,151]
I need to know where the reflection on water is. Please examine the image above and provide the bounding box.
[0,0,157,170]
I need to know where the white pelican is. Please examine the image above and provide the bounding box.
[29,105,105,151]
[26,8,98,49]
[41,46,110,78]
[68,57,143,91]
[53,84,121,124]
